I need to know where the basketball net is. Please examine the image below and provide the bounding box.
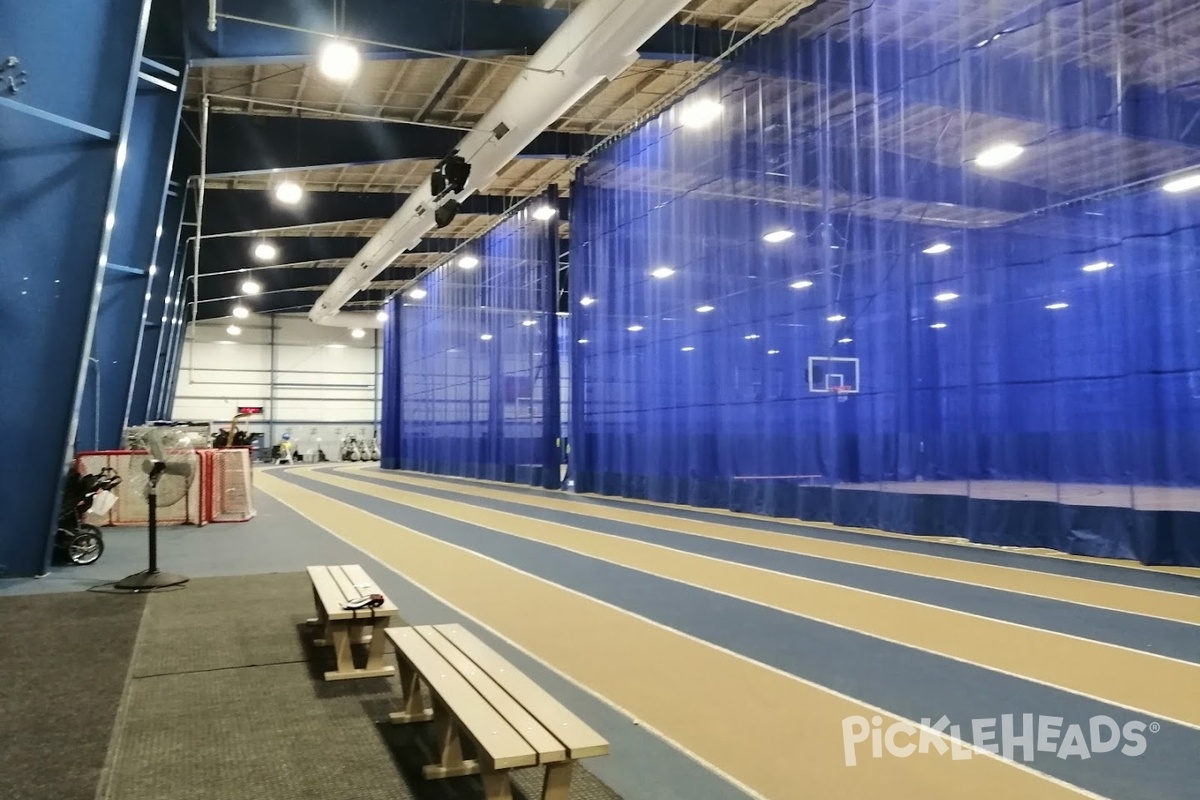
[832,385,851,403]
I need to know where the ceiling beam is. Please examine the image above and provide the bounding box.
[190,113,598,176]
[187,0,728,66]
[200,189,569,235]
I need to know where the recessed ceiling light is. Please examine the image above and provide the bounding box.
[974,142,1024,169]
[253,242,277,261]
[579,296,596,306]
[744,334,760,340]
[930,322,948,329]
[681,346,695,352]
[790,280,814,290]
[696,305,715,313]
[458,255,479,269]
[627,324,644,332]
[407,288,427,300]
[376,310,388,322]
[226,324,242,336]
[531,205,557,221]
[319,40,361,82]
[934,291,959,302]
[1081,261,1114,272]
[521,319,536,327]
[838,337,853,344]
[350,328,366,339]
[679,99,722,129]
[1163,173,1200,194]
[650,266,675,279]
[827,314,846,322]
[274,181,303,204]
[1045,302,1069,310]
[241,280,261,295]
[480,333,493,341]
[923,243,952,255]
[762,229,795,244]
[231,306,249,319]
[767,349,780,355]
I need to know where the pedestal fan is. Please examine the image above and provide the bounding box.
[114,429,195,591]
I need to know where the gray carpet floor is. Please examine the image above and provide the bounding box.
[0,590,146,800]
[94,573,621,800]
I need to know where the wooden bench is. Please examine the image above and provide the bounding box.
[386,624,609,800]
[306,565,398,681]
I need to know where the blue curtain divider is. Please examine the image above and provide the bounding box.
[568,0,1200,565]
[381,193,562,488]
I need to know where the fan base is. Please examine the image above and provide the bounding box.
[114,569,190,591]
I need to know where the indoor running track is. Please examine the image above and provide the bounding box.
[259,465,1200,800]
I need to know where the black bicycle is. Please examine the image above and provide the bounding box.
[56,466,120,566]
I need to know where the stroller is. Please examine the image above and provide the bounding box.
[56,465,121,566]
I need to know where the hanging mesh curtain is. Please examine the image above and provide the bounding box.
[568,0,1200,564]
[381,193,562,487]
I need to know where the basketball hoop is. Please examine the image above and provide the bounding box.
[832,385,852,403]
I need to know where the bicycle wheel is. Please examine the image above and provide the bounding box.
[67,525,104,565]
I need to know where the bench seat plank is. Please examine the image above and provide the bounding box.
[416,626,567,764]
[436,624,609,760]
[387,627,538,770]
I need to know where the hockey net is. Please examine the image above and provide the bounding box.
[75,448,255,526]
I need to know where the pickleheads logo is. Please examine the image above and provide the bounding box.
[842,714,1158,766]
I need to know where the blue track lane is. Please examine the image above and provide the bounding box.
[279,469,1200,800]
[323,468,1200,664]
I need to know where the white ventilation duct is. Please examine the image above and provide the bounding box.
[309,0,693,325]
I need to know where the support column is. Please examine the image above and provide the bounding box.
[78,60,185,448]
[0,0,154,576]
[541,186,562,489]
[129,188,185,424]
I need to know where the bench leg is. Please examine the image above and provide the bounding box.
[363,617,389,670]
[422,704,480,779]
[322,622,395,681]
[541,762,574,800]
[482,771,513,800]
[388,659,433,723]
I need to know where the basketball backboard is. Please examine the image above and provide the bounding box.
[808,356,860,393]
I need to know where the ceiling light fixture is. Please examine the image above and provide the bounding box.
[930,322,948,329]
[650,266,675,279]
[827,314,846,322]
[231,306,249,319]
[696,305,715,313]
[319,39,361,82]
[838,337,854,344]
[579,296,596,306]
[681,346,695,352]
[1163,173,1200,194]
[1081,261,1114,272]
[762,229,795,244]
[744,334,760,340]
[679,98,722,129]
[480,333,494,341]
[407,288,427,300]
[532,205,557,221]
[350,328,366,339]
[253,242,277,261]
[458,255,479,269]
[521,319,536,327]
[273,181,303,204]
[974,142,1024,169]
[375,310,388,322]
[577,338,589,344]
[226,324,242,336]
[767,349,780,355]
[790,280,814,290]
[934,292,959,302]
[1045,301,1069,310]
[241,280,261,295]
[627,324,644,332]
[923,243,952,255]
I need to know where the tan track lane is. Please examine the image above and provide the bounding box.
[312,467,1200,729]
[259,471,1095,800]
[352,467,1200,626]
